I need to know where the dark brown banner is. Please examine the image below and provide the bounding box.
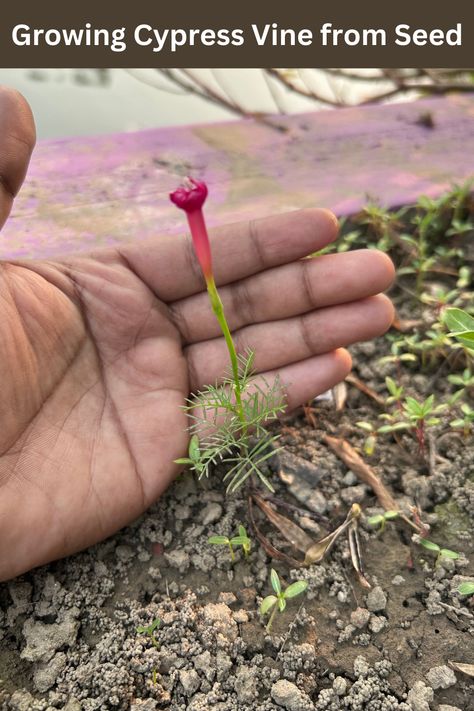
[0,0,473,67]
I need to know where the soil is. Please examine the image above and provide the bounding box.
[1,251,473,710]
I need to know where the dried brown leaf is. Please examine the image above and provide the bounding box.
[248,496,302,567]
[252,494,314,553]
[346,373,385,406]
[448,661,474,677]
[323,434,398,512]
[332,381,348,411]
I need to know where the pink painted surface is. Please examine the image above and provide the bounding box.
[2,94,474,259]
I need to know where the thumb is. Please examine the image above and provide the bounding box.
[0,86,36,230]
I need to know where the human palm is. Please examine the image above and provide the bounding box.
[0,88,394,580]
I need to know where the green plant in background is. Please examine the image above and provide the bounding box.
[448,368,474,393]
[444,308,474,352]
[171,179,286,494]
[450,403,474,436]
[385,376,405,408]
[458,582,474,597]
[399,395,447,453]
[208,524,252,562]
[367,510,399,533]
[418,538,459,568]
[355,203,407,253]
[356,420,410,455]
[260,569,308,633]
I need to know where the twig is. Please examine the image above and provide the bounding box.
[157,69,286,131]
[265,69,343,107]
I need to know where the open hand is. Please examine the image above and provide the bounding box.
[0,87,394,580]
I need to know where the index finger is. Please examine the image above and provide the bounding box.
[116,208,339,302]
[0,86,36,229]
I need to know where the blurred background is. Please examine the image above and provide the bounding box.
[0,68,472,139]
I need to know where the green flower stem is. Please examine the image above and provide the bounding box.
[206,276,247,434]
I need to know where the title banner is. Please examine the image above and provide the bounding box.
[1,0,473,67]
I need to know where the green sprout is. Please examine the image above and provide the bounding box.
[418,538,459,568]
[450,403,474,436]
[458,582,474,597]
[208,524,252,562]
[448,368,474,392]
[260,569,308,633]
[356,420,409,455]
[136,617,161,649]
[136,617,161,686]
[367,510,399,534]
[385,376,404,407]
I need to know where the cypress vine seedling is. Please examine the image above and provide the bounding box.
[367,510,399,534]
[260,568,308,633]
[171,178,286,493]
[418,538,459,568]
[208,524,252,562]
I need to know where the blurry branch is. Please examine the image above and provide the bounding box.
[153,69,287,131]
[151,67,474,123]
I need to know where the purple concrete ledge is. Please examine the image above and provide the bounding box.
[2,94,474,259]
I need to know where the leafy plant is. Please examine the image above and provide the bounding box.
[444,308,474,351]
[458,582,474,597]
[260,569,308,633]
[356,420,409,455]
[136,617,161,649]
[367,510,399,533]
[447,368,474,392]
[418,538,459,568]
[400,395,446,453]
[171,178,286,493]
[450,403,474,436]
[136,618,161,686]
[208,524,252,562]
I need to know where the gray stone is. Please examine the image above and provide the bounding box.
[33,651,66,692]
[425,664,457,690]
[343,470,357,486]
[332,676,347,696]
[402,470,432,509]
[7,582,33,625]
[193,650,214,682]
[340,485,367,505]
[63,701,83,711]
[366,586,387,612]
[369,615,387,634]
[271,679,314,710]
[201,603,238,642]
[21,615,79,663]
[201,502,223,525]
[115,545,134,562]
[350,607,370,629]
[438,706,462,711]
[8,691,36,711]
[391,575,405,586]
[164,548,190,573]
[407,680,434,711]
[130,701,158,711]
[234,665,258,703]
[179,668,200,696]
[278,451,327,514]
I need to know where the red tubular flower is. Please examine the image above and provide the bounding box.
[170,177,213,282]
